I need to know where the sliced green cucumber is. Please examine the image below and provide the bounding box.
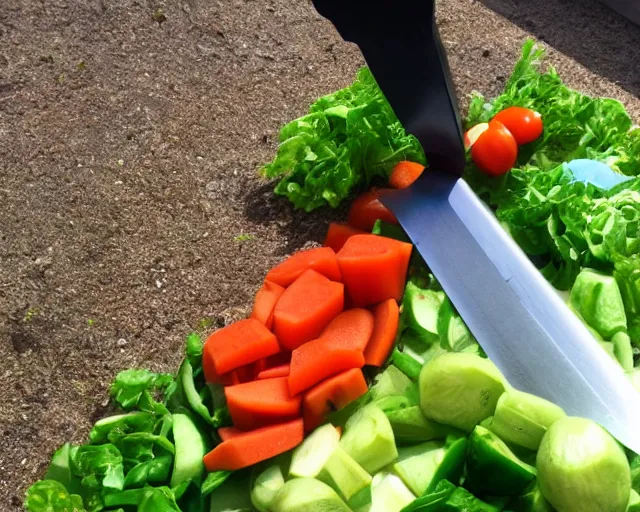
[466,425,536,496]
[386,405,450,444]
[490,389,565,451]
[270,478,350,512]
[209,469,253,512]
[371,365,417,400]
[170,412,209,488]
[628,489,640,512]
[319,447,372,509]
[393,441,445,496]
[436,297,476,352]
[369,472,416,512]
[289,423,340,478]
[403,282,443,344]
[613,331,634,371]
[251,464,285,512]
[419,352,506,432]
[340,404,398,475]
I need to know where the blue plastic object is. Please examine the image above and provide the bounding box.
[566,159,633,190]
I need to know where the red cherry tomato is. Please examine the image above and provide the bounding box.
[471,120,518,176]
[492,106,543,145]
[348,189,398,231]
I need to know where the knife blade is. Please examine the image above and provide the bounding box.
[312,0,640,453]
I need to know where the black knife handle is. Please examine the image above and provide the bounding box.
[312,0,465,175]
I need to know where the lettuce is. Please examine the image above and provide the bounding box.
[261,67,426,211]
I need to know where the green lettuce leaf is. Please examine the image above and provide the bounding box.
[261,67,426,211]
[24,480,86,512]
[109,368,174,415]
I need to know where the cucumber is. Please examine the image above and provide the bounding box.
[613,331,634,371]
[436,297,476,352]
[340,404,398,474]
[466,425,536,496]
[628,490,640,512]
[386,406,450,444]
[419,352,506,432]
[319,447,372,509]
[490,389,565,451]
[403,282,443,344]
[210,469,253,512]
[289,423,340,478]
[170,412,209,488]
[371,365,417,400]
[251,464,285,512]
[392,441,445,495]
[369,473,415,512]
[270,478,350,512]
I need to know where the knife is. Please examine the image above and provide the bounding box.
[312,0,640,453]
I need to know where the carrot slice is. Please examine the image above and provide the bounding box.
[389,161,426,189]
[288,336,365,396]
[218,427,244,442]
[257,363,290,380]
[273,269,344,350]
[365,299,400,366]
[347,189,398,232]
[203,318,280,377]
[303,368,369,431]
[320,308,374,351]
[323,223,366,253]
[225,377,302,430]
[266,247,342,287]
[336,234,412,308]
[251,281,285,330]
[203,418,304,471]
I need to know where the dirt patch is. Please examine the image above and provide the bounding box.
[0,0,638,508]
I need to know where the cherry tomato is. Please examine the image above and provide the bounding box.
[348,189,398,231]
[471,120,518,176]
[492,106,543,145]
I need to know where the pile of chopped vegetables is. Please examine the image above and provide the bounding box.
[25,40,640,512]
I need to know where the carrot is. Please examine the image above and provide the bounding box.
[288,336,365,396]
[251,280,285,330]
[203,318,280,377]
[336,234,412,307]
[323,223,366,253]
[347,189,398,231]
[273,269,344,350]
[225,377,302,430]
[389,161,426,189]
[218,427,244,442]
[364,299,400,366]
[265,247,342,288]
[257,363,290,380]
[219,364,255,386]
[302,368,369,431]
[320,308,374,351]
[203,418,304,471]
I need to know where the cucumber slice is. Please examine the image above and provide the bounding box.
[613,331,634,371]
[419,352,506,432]
[289,423,340,478]
[319,447,372,509]
[392,441,446,496]
[170,412,209,488]
[508,484,554,512]
[270,478,350,512]
[210,469,253,512]
[490,389,565,451]
[628,490,640,512]
[340,404,398,475]
[386,406,450,444]
[436,297,476,352]
[403,282,443,344]
[369,473,415,512]
[466,425,536,496]
[371,365,416,400]
[251,464,285,512]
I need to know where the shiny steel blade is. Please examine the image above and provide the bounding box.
[381,170,640,453]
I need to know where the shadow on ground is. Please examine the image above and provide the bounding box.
[480,0,640,98]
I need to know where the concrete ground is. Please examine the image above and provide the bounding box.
[0,0,638,508]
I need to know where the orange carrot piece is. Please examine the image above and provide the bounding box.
[266,247,342,287]
[320,308,374,351]
[218,427,244,442]
[257,363,290,380]
[336,234,412,308]
[251,280,285,330]
[225,377,302,430]
[389,161,426,189]
[273,269,344,350]
[348,189,398,232]
[288,336,365,396]
[203,418,304,471]
[203,318,280,377]
[323,223,366,253]
[365,299,400,366]
[302,368,369,431]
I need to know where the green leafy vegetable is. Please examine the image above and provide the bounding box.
[70,444,125,492]
[24,480,86,512]
[261,67,426,211]
[110,368,174,415]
